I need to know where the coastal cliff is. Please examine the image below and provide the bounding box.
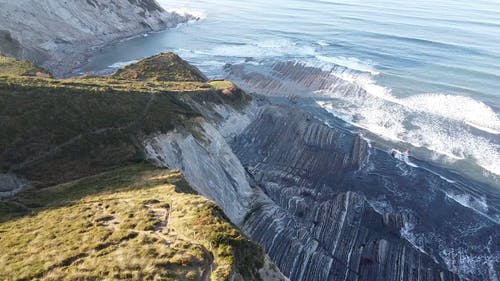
[1,50,496,280]
[0,54,287,281]
[0,0,194,76]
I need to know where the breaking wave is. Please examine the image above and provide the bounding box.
[315,55,380,75]
[165,7,207,21]
[206,39,316,59]
[313,65,500,177]
[215,39,500,178]
[108,60,138,68]
[212,37,500,178]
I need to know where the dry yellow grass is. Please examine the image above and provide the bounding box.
[208,80,234,90]
[0,164,265,281]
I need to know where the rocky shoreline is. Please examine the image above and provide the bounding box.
[0,0,197,76]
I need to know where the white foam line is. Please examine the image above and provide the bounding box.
[444,192,498,224]
[465,121,500,135]
[166,7,207,20]
[108,60,138,68]
[390,149,419,168]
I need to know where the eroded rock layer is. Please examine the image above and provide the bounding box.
[231,106,463,281]
[225,61,499,281]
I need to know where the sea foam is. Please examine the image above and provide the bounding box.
[312,63,500,177]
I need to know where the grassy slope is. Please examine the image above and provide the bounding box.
[111,52,208,82]
[0,54,270,280]
[0,164,265,281]
[0,54,249,187]
[0,56,50,77]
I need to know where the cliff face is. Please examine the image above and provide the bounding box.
[232,107,458,281]
[144,60,498,281]
[0,0,193,75]
[144,103,464,281]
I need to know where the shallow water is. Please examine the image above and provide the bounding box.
[78,0,500,185]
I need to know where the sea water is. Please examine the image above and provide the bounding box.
[78,0,500,186]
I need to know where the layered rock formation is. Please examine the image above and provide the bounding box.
[0,0,194,75]
[144,102,468,281]
[145,59,498,281]
[223,62,499,281]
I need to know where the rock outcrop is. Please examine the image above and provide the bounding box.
[145,58,498,281]
[144,101,466,281]
[232,106,463,281]
[0,0,194,75]
[0,173,26,198]
[223,62,499,281]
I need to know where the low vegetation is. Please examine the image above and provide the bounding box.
[208,80,234,90]
[0,54,249,187]
[0,55,50,77]
[0,164,266,281]
[111,52,208,82]
[0,54,267,280]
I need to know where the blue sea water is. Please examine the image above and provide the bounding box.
[79,0,500,185]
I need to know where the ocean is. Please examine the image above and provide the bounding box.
[77,0,500,187]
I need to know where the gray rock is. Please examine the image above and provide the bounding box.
[0,173,26,198]
[0,0,194,75]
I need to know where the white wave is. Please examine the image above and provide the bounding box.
[316,55,380,75]
[465,122,500,135]
[108,60,138,68]
[437,173,456,184]
[390,149,419,168]
[440,245,499,280]
[400,220,429,255]
[313,64,500,176]
[208,39,316,59]
[402,94,500,135]
[445,192,489,213]
[166,7,207,21]
[316,40,330,46]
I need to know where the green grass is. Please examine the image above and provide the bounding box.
[0,55,251,187]
[0,164,266,281]
[208,80,234,90]
[0,55,267,280]
[0,56,51,77]
[111,52,208,82]
[0,76,200,187]
[0,54,263,281]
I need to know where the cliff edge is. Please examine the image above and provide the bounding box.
[0,54,286,281]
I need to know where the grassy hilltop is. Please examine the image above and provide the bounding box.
[0,54,282,281]
[0,53,248,187]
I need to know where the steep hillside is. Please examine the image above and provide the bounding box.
[0,53,245,189]
[0,0,195,75]
[0,45,483,281]
[112,52,208,82]
[0,164,282,281]
[0,54,285,281]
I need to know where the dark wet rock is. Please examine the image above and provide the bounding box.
[231,106,465,281]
